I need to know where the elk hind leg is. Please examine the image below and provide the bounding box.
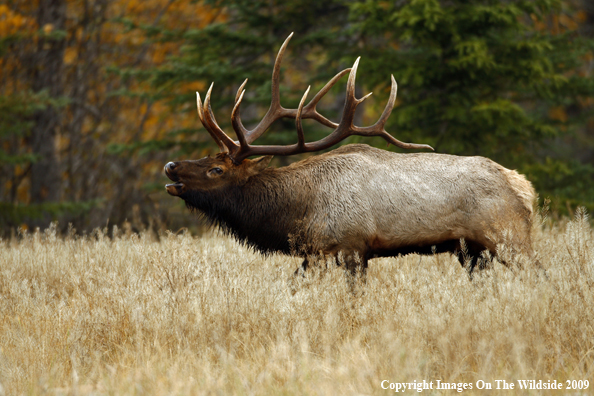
[497,237,548,279]
[455,239,494,279]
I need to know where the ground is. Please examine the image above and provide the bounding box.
[0,209,593,395]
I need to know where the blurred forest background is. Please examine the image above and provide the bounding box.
[1,0,593,235]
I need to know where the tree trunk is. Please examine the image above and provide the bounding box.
[582,0,594,37]
[30,0,66,204]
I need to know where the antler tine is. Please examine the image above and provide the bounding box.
[294,57,371,148]
[202,83,239,152]
[295,86,311,149]
[231,89,249,149]
[357,75,434,151]
[197,91,229,153]
[231,34,358,147]
[230,33,295,145]
[376,75,397,127]
[229,57,370,162]
[230,79,249,145]
[344,57,362,125]
[196,92,205,122]
[300,68,351,128]
[199,34,432,162]
[237,66,353,144]
[235,79,248,104]
[229,56,433,162]
[271,32,293,108]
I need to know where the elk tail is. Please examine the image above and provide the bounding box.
[503,168,537,217]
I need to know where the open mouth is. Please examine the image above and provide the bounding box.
[164,165,184,196]
[165,182,184,196]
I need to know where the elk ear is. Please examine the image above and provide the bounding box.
[251,155,273,171]
[244,155,273,176]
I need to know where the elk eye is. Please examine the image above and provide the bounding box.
[208,167,224,176]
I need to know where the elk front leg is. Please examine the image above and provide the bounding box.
[293,258,309,277]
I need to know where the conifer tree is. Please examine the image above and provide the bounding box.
[144,0,593,211]
[347,0,594,211]
[140,0,352,156]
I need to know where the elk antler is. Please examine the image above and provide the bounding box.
[196,33,433,164]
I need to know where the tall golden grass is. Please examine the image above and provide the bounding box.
[0,209,593,395]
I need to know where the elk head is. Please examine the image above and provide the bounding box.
[165,33,433,195]
[164,154,272,196]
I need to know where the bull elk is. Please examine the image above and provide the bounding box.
[164,34,537,278]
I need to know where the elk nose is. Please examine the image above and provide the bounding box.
[165,162,177,172]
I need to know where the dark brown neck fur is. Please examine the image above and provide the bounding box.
[180,168,307,255]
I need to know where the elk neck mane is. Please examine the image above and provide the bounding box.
[179,166,309,255]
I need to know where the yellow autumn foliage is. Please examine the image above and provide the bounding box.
[0,4,36,37]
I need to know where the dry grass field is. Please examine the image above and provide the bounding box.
[1,209,593,395]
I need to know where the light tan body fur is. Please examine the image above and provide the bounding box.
[166,144,536,276]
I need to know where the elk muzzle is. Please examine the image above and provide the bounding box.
[164,162,184,196]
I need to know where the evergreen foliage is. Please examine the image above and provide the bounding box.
[143,0,593,212]
[136,0,352,156]
[1,0,592,233]
[348,0,594,211]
